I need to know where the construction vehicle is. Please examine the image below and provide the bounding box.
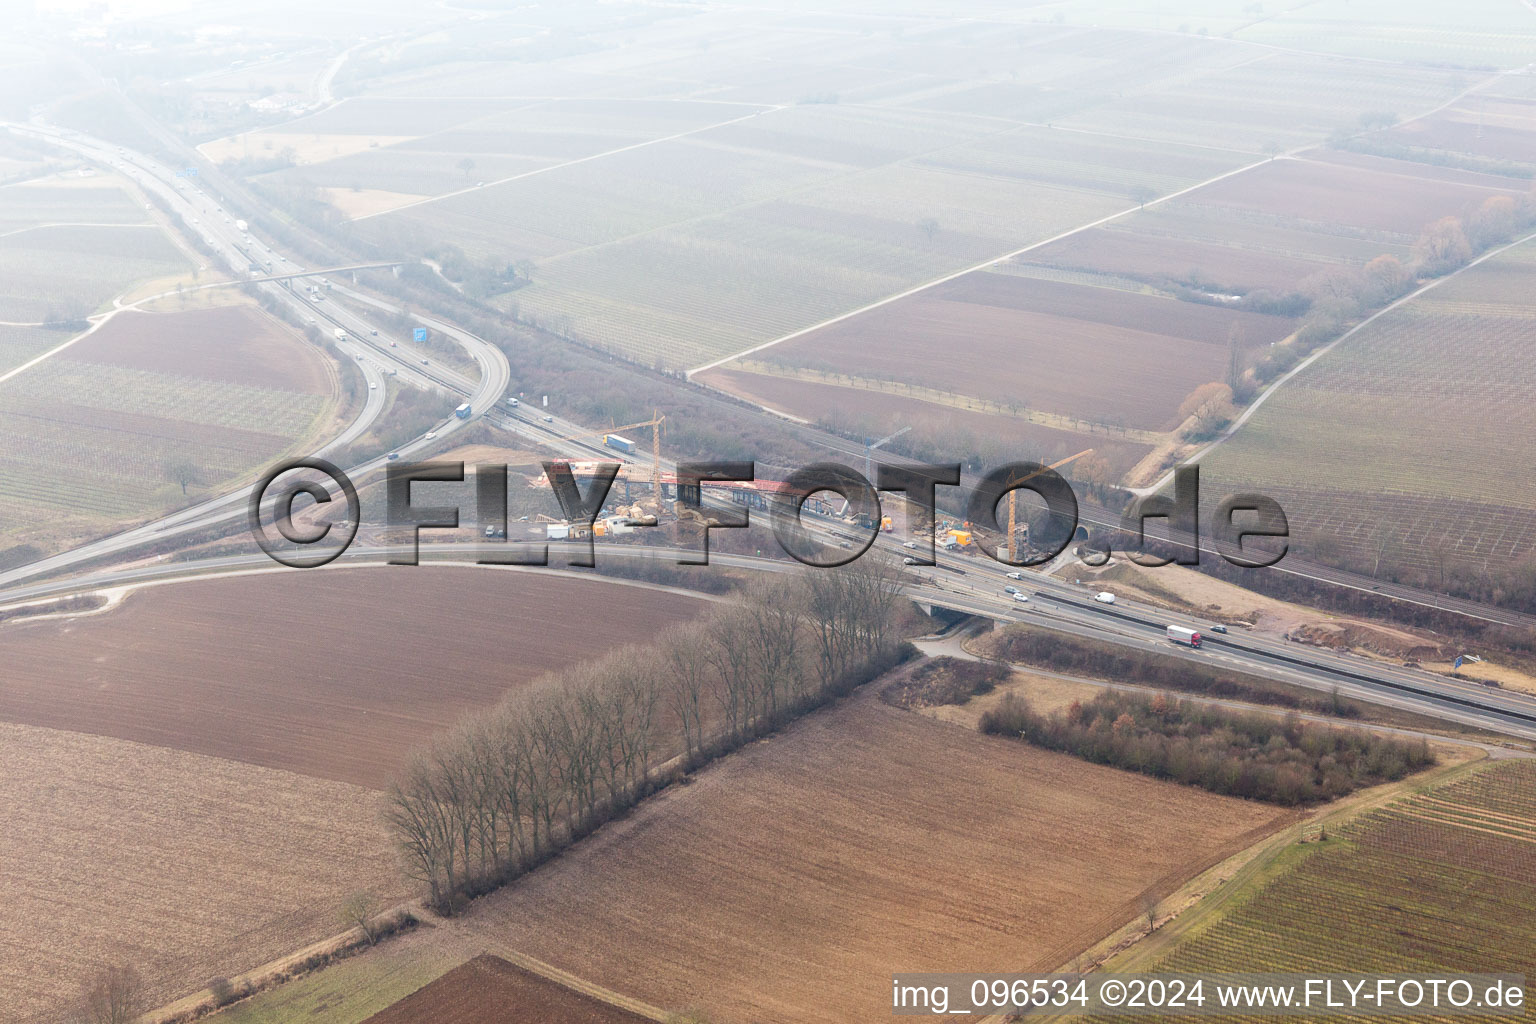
[944,529,972,548]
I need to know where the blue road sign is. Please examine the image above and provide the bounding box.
[413,327,427,342]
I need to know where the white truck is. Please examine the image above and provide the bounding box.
[1167,625,1202,649]
[333,327,346,340]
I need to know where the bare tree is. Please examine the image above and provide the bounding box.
[1225,322,1245,395]
[78,965,145,1024]
[457,156,476,180]
[662,623,712,764]
[339,891,382,945]
[165,458,200,496]
[916,217,939,242]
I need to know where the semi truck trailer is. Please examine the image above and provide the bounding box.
[1167,625,1202,648]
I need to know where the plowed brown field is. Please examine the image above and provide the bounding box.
[62,304,332,393]
[0,567,707,787]
[0,722,404,1024]
[697,365,1154,479]
[1190,154,1524,234]
[447,693,1294,1023]
[766,272,1283,431]
[362,955,651,1024]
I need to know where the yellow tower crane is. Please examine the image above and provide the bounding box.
[541,413,667,504]
[1007,449,1094,563]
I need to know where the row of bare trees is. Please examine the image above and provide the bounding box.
[386,563,908,912]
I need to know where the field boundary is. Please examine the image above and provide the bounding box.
[1143,223,1536,495]
[722,359,1167,442]
[685,148,1288,377]
[1087,752,1498,979]
[490,949,670,1022]
[350,103,783,223]
[687,68,1504,379]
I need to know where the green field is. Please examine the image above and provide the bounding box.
[0,182,152,232]
[1046,0,1536,67]
[1200,237,1536,581]
[0,324,72,375]
[0,358,328,521]
[0,223,190,321]
[0,312,332,551]
[1233,0,1536,67]
[1091,759,1536,1024]
[224,13,1516,374]
[360,98,1252,368]
[204,934,458,1024]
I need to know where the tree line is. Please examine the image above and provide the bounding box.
[980,690,1433,806]
[386,562,912,913]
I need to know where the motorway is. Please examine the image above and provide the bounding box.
[9,121,1525,631]
[0,122,511,587]
[4,122,1536,744]
[2,538,1534,742]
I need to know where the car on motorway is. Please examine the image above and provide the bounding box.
[901,540,917,549]
[368,382,377,390]
[1012,592,1030,602]
[307,317,316,324]
[1006,571,1025,580]
[425,431,437,440]
[420,358,429,365]
[1094,592,1117,604]
[1211,624,1228,634]
[371,329,378,336]
[386,453,400,461]
[903,556,917,565]
[542,414,553,422]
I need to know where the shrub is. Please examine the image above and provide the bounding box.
[982,690,1433,805]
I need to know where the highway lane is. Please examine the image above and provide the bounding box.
[0,124,514,587]
[15,105,1534,636]
[7,126,1534,741]
[2,538,1534,742]
[789,422,1536,632]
